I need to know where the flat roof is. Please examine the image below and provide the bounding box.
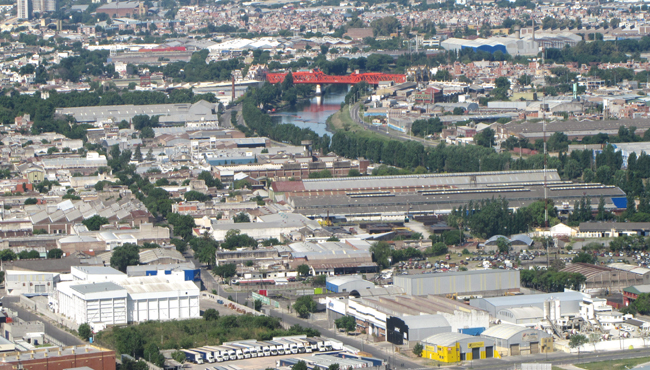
[476,291,588,307]
[70,282,125,295]
[73,266,126,276]
[397,269,515,280]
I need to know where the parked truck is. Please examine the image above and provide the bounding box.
[181,350,204,364]
[221,345,244,360]
[204,346,227,362]
[267,341,284,355]
[192,348,215,363]
[228,343,251,359]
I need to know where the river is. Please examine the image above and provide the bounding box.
[270,85,348,137]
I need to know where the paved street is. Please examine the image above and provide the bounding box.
[3,297,83,346]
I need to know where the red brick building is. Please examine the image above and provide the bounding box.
[0,346,115,370]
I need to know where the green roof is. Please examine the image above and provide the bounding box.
[624,285,650,295]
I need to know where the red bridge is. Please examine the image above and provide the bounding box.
[266,69,407,85]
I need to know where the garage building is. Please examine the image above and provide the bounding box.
[121,276,200,322]
[421,332,496,363]
[480,324,553,356]
[56,282,128,328]
[326,275,374,294]
[394,269,520,297]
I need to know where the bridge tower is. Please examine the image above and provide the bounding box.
[315,84,322,95]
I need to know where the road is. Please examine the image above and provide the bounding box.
[349,103,436,147]
[3,297,83,346]
[220,104,244,129]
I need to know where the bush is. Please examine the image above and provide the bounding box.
[334,316,356,332]
[413,343,423,357]
[293,295,317,318]
[203,308,219,321]
[78,323,91,341]
[171,351,185,363]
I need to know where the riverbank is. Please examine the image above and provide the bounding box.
[326,105,364,133]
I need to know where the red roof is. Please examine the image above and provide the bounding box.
[272,181,305,192]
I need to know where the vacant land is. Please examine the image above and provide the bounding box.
[576,356,650,370]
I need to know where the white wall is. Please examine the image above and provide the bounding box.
[127,295,200,322]
[440,309,490,333]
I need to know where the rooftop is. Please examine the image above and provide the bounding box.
[70,282,125,295]
[482,323,536,340]
[422,332,475,347]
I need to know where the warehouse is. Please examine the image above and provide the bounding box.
[55,281,128,328]
[496,307,544,325]
[470,291,588,316]
[480,323,553,356]
[120,276,200,322]
[5,270,59,296]
[623,284,650,306]
[327,294,489,343]
[560,263,644,293]
[278,170,625,219]
[421,332,497,363]
[386,315,451,345]
[325,275,374,294]
[441,38,507,54]
[394,269,520,297]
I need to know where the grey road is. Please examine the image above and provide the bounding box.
[3,297,83,346]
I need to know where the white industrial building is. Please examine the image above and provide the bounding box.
[71,266,127,282]
[211,213,321,241]
[120,276,200,322]
[5,270,59,296]
[53,273,200,326]
[55,282,128,328]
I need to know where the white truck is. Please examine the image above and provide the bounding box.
[181,350,204,364]
[192,348,215,363]
[257,342,271,356]
[229,343,251,359]
[200,346,224,362]
[286,338,306,353]
[221,345,244,360]
[267,341,284,355]
[279,339,298,354]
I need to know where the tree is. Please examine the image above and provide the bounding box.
[78,323,92,341]
[334,316,356,332]
[24,198,38,205]
[312,275,326,287]
[474,128,495,148]
[297,264,310,277]
[82,215,109,231]
[18,250,40,259]
[497,237,511,254]
[184,190,210,202]
[133,146,143,162]
[569,334,588,356]
[167,213,196,240]
[292,361,308,370]
[233,212,251,223]
[0,250,17,261]
[425,242,448,256]
[370,241,391,269]
[572,252,596,264]
[328,364,340,370]
[110,243,140,272]
[221,229,257,250]
[413,343,423,357]
[140,126,155,139]
[171,351,185,363]
[213,263,237,279]
[198,171,223,189]
[197,242,217,267]
[634,293,650,315]
[146,148,155,160]
[293,295,317,318]
[348,169,362,177]
[47,248,63,259]
[203,308,219,321]
[254,299,262,312]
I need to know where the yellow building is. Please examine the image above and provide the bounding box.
[421,333,497,363]
[24,167,44,183]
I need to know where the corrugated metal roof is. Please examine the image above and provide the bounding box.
[481,323,532,339]
[423,332,474,347]
[401,314,450,330]
[478,291,587,307]
[499,307,544,320]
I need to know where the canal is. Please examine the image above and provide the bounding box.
[270,85,348,137]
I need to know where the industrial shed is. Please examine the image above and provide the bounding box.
[496,307,544,325]
[386,315,451,345]
[560,263,644,292]
[325,275,374,294]
[56,281,128,328]
[121,276,200,322]
[421,332,496,363]
[393,269,520,297]
[470,291,587,316]
[480,324,553,356]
